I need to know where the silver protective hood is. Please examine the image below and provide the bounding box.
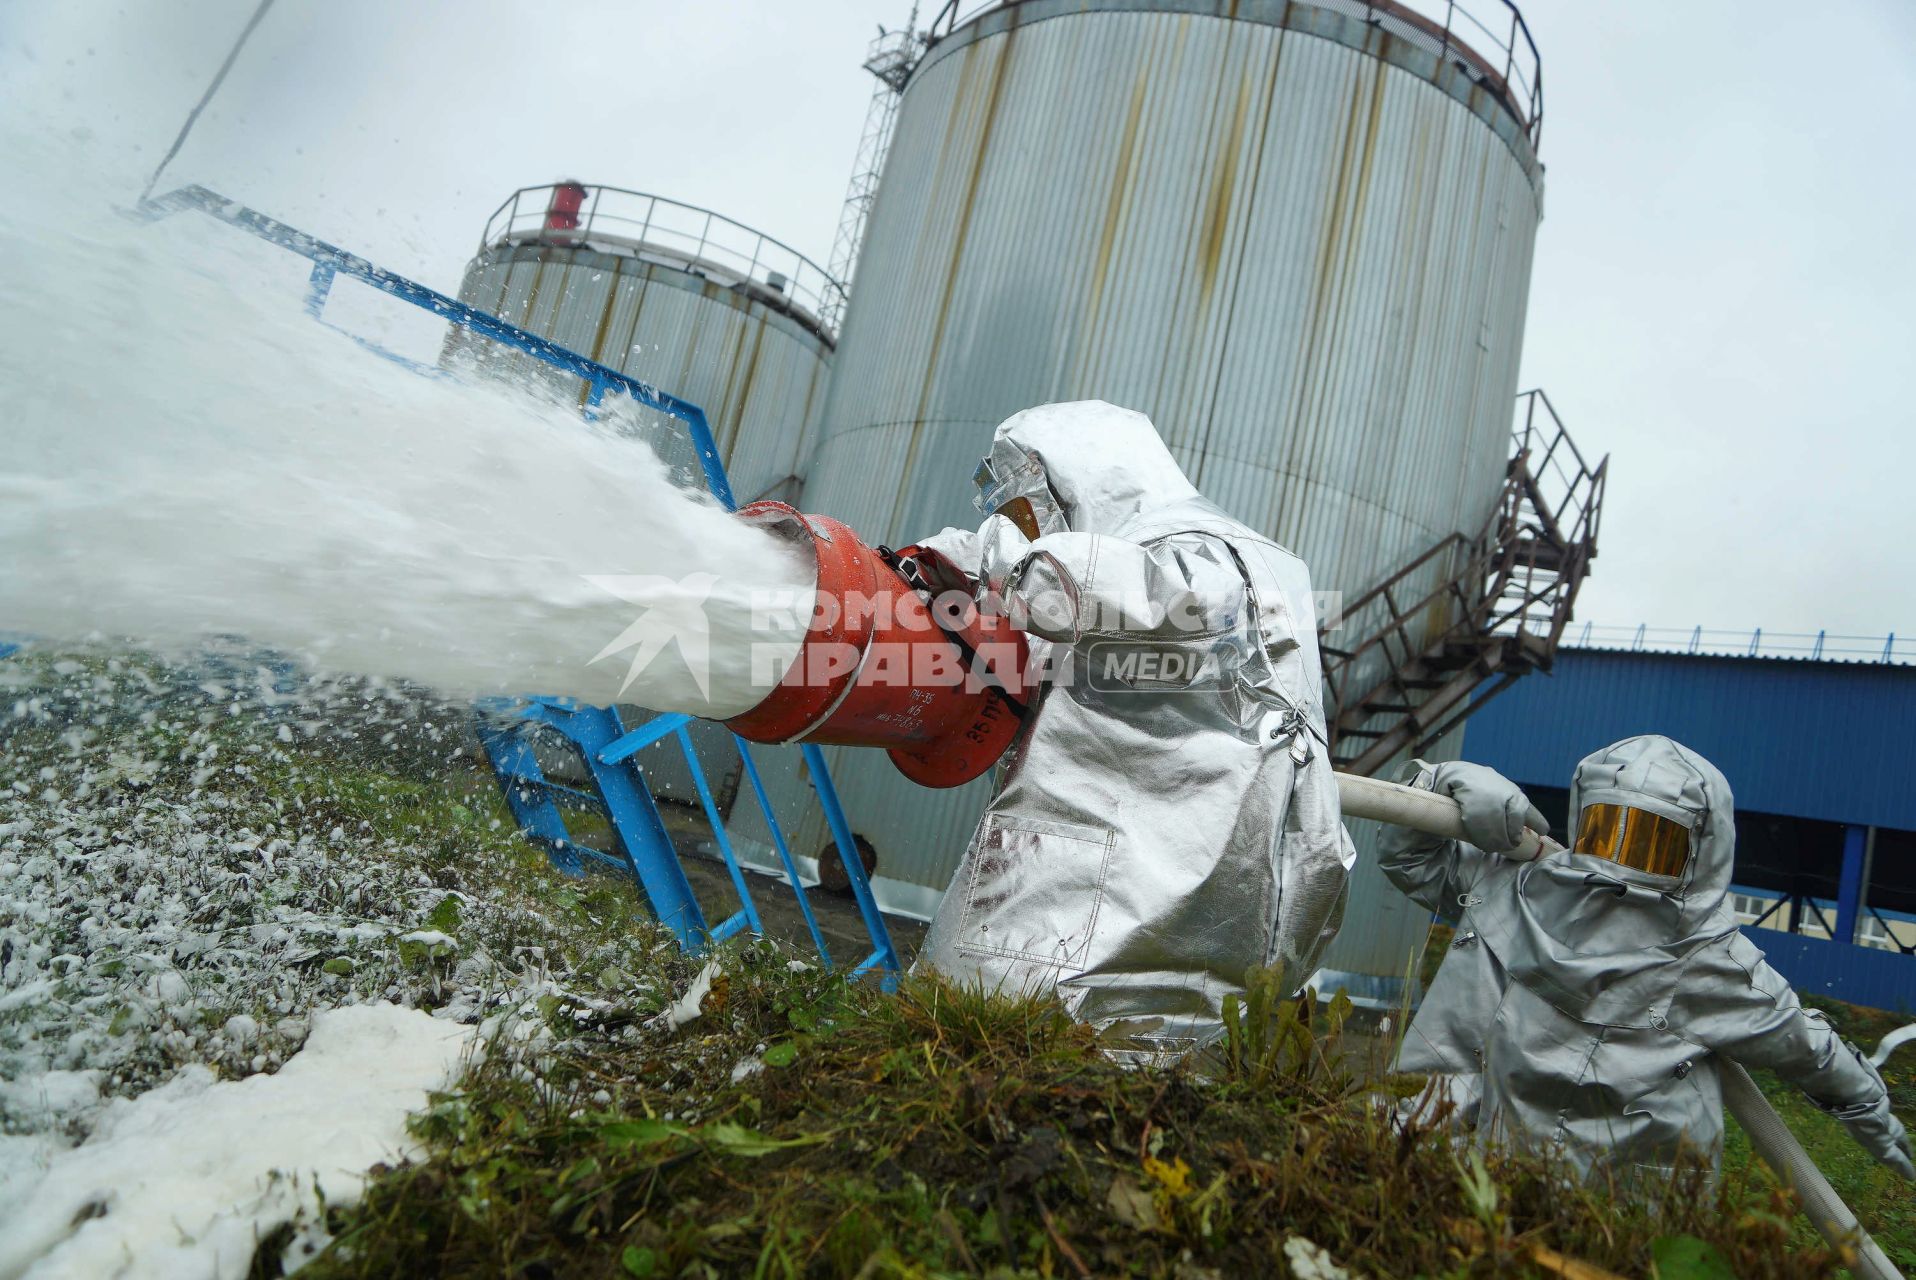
[916,401,1354,1052]
[1475,735,1738,1027]
[985,401,1199,533]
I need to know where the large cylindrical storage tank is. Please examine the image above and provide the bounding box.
[452,185,843,809]
[452,183,841,506]
[796,0,1547,991]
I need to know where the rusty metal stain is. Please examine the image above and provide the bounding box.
[1159,13,1241,419]
[798,1,1547,905]
[675,298,713,410]
[1196,69,1252,302]
[1272,54,1378,492]
[1083,63,1151,338]
[1291,55,1386,481]
[612,267,656,380]
[1181,24,1286,466]
[800,2,1548,908]
[585,256,627,366]
[455,243,833,504]
[1082,10,1198,393]
[720,321,765,457]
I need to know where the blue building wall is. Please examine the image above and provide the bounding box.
[1745,929,1914,1014]
[1464,649,1916,831]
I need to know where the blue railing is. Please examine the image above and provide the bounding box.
[139,186,899,984]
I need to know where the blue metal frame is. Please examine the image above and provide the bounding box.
[141,185,896,981]
[1832,825,1867,946]
[801,743,898,981]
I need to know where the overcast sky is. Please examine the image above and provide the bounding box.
[7,0,1913,642]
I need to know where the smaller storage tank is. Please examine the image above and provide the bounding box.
[450,182,842,505]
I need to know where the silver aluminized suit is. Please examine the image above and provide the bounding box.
[912,401,1354,1051]
[1383,735,1914,1181]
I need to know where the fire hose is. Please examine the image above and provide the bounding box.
[1336,772,1906,1280]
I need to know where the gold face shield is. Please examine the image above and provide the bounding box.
[1573,803,1692,877]
[996,496,1043,540]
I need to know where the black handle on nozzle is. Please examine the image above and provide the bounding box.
[876,545,1028,719]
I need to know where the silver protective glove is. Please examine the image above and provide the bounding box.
[1837,1102,1914,1180]
[1882,1129,1916,1181]
[1827,1049,1916,1180]
[1428,761,1549,856]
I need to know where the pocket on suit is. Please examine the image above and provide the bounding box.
[955,815,1116,969]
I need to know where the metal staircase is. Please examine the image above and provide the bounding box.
[1320,390,1607,776]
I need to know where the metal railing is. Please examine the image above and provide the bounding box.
[1566,624,1915,666]
[1734,890,1916,958]
[1319,389,1604,773]
[479,183,848,343]
[138,185,738,508]
[1490,389,1605,641]
[925,0,1542,147]
[824,24,927,332]
[1356,0,1541,146]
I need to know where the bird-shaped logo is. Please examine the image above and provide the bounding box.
[583,573,721,700]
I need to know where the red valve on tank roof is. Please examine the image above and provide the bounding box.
[544,181,589,232]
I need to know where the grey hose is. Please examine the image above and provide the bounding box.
[1335,771,1906,1280]
[1335,770,1559,861]
[1720,1059,1903,1280]
[1871,1023,1916,1069]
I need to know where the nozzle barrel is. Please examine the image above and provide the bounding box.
[722,502,1027,789]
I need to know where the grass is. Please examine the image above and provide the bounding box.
[0,648,684,1098]
[195,670,1909,1279]
[1725,994,1916,1272]
[294,954,1851,1280]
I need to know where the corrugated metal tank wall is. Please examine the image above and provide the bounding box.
[807,0,1540,564]
[786,0,1547,979]
[454,243,833,506]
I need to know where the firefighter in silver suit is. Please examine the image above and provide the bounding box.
[912,400,1354,1052]
[1383,735,1914,1180]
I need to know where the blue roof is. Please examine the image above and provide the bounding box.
[1463,648,1916,831]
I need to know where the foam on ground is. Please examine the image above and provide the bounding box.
[0,1003,475,1280]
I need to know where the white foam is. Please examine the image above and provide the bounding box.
[0,131,811,719]
[0,1003,475,1280]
